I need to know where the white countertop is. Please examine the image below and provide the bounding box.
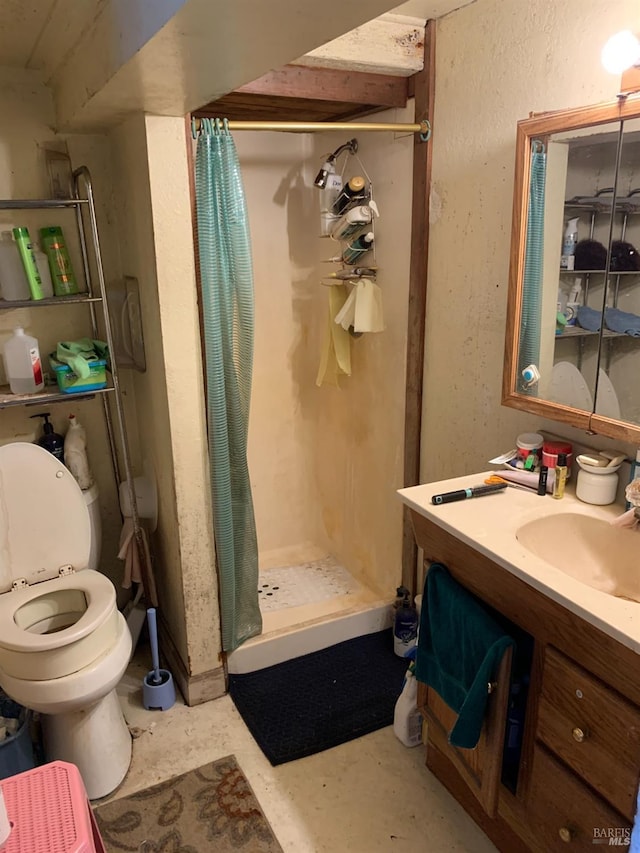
[399,472,640,655]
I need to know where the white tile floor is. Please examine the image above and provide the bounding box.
[113,653,497,853]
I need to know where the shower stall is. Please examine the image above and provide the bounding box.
[215,110,416,672]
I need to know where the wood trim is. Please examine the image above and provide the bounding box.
[424,646,513,817]
[235,65,409,108]
[426,743,531,853]
[401,19,435,594]
[157,609,226,706]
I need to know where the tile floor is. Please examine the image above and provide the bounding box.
[113,654,497,853]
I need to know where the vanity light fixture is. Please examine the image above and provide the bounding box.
[601,30,640,96]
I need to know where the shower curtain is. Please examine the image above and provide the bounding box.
[518,140,546,394]
[195,118,261,652]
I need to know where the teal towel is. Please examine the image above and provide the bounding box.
[415,563,514,749]
[56,338,109,379]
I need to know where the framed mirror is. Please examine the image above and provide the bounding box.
[503,98,640,443]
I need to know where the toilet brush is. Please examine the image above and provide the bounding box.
[142,607,176,711]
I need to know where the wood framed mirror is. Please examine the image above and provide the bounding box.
[503,97,640,443]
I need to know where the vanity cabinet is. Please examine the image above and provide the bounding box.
[409,510,639,852]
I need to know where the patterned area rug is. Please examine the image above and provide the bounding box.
[94,756,283,852]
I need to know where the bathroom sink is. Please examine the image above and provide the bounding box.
[516,513,640,603]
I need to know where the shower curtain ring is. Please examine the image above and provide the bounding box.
[419,120,432,142]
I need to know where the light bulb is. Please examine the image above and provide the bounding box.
[601,30,640,75]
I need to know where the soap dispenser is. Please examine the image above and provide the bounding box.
[30,412,64,463]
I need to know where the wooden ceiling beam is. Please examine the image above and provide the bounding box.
[195,64,408,115]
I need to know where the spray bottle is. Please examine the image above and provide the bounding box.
[561,218,579,270]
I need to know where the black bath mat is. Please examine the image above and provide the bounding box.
[228,628,408,765]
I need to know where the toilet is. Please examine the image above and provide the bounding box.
[0,443,132,800]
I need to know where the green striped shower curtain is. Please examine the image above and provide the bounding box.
[195,118,261,652]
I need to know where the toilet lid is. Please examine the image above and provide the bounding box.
[0,443,90,593]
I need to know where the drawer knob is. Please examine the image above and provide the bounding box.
[572,727,586,743]
[559,827,573,843]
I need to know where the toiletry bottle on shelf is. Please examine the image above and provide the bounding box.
[32,243,54,298]
[318,162,342,237]
[393,592,418,657]
[342,232,374,265]
[64,414,95,489]
[12,228,44,300]
[331,202,378,241]
[331,176,366,215]
[552,453,568,500]
[560,218,579,270]
[40,226,79,295]
[0,231,31,301]
[30,412,65,463]
[564,277,582,325]
[2,327,44,394]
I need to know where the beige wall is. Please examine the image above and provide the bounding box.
[235,109,413,596]
[311,109,414,595]
[422,0,640,481]
[0,66,134,586]
[110,115,221,678]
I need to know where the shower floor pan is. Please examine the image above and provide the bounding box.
[226,554,392,674]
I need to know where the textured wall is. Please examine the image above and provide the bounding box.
[422,0,640,481]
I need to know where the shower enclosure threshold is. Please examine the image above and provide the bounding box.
[226,598,393,675]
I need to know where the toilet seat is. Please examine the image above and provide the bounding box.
[0,443,118,682]
[0,570,118,681]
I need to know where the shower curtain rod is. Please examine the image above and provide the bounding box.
[192,117,431,137]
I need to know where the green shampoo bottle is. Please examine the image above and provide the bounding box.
[12,227,44,300]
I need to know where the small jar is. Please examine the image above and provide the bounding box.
[516,432,544,469]
[543,440,573,478]
[576,464,619,505]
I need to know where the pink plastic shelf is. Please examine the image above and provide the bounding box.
[0,761,106,853]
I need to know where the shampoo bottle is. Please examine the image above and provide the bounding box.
[3,327,44,394]
[0,232,31,301]
[64,414,94,489]
[564,278,582,325]
[552,453,568,500]
[560,218,579,270]
[30,412,65,463]
[318,162,342,237]
[12,228,44,300]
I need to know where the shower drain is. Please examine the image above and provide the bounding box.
[257,556,357,612]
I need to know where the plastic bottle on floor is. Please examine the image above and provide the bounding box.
[393,593,418,657]
[393,669,422,747]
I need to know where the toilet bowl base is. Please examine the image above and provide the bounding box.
[42,688,132,800]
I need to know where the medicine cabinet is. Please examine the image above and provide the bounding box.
[503,98,640,443]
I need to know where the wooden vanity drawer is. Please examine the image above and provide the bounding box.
[527,745,631,851]
[537,646,640,821]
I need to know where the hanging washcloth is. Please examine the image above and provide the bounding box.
[118,518,158,606]
[416,562,514,749]
[56,338,109,379]
[316,285,352,387]
[334,287,358,331]
[354,278,384,333]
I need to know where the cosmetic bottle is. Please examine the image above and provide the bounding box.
[560,218,579,270]
[12,228,44,300]
[552,453,568,500]
[331,175,366,215]
[30,412,65,463]
[342,231,374,265]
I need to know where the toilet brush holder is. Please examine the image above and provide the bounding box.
[142,607,176,711]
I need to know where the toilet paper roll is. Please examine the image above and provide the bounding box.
[0,787,12,848]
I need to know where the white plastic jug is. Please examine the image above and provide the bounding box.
[3,327,44,394]
[393,670,423,747]
[0,232,30,301]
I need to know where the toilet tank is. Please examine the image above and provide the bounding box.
[82,484,102,572]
